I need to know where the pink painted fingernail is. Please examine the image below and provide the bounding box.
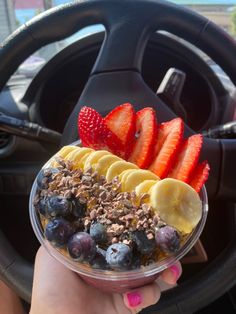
[126,291,143,307]
[169,265,181,282]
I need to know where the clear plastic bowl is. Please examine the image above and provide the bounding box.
[29,148,208,293]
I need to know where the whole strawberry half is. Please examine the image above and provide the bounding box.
[105,103,136,158]
[128,107,158,169]
[168,134,203,182]
[149,118,184,178]
[78,106,123,156]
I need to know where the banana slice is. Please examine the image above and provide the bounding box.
[106,161,138,182]
[119,169,140,191]
[124,170,159,192]
[119,169,138,183]
[57,145,78,158]
[66,147,94,169]
[76,152,93,169]
[65,147,92,160]
[150,178,202,234]
[50,145,78,167]
[84,150,111,171]
[94,155,121,175]
[135,180,157,196]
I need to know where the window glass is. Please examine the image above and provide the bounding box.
[0,0,236,79]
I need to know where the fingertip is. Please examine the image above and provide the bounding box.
[123,282,161,311]
[161,262,182,285]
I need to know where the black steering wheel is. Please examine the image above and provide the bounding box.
[1,1,236,313]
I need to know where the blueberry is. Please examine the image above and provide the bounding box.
[129,252,142,270]
[45,218,75,247]
[71,198,86,218]
[47,196,71,217]
[37,168,59,189]
[90,247,109,269]
[132,231,156,255]
[155,226,180,253]
[96,247,107,258]
[35,197,47,216]
[68,232,96,263]
[90,222,107,244]
[106,243,132,270]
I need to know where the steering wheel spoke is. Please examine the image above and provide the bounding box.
[91,4,153,73]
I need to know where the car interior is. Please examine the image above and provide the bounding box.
[0,0,236,313]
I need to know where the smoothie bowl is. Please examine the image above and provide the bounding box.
[29,104,209,293]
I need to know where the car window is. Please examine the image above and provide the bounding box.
[0,0,236,79]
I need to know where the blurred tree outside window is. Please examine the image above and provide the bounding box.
[0,0,16,42]
[231,6,236,36]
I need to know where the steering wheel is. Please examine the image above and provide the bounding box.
[1,0,236,313]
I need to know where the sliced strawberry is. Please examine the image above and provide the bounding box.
[128,107,157,168]
[168,134,203,182]
[149,118,184,178]
[189,161,210,192]
[104,103,136,157]
[78,106,123,155]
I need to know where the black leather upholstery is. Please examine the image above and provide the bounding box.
[0,230,33,303]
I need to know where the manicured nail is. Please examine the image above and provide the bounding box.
[169,265,180,282]
[126,291,143,307]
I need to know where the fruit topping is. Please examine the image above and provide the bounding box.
[68,232,96,262]
[106,160,138,182]
[65,147,94,169]
[55,145,78,159]
[168,134,203,182]
[106,243,132,270]
[149,118,183,178]
[45,218,75,247]
[155,226,180,253]
[104,103,136,157]
[47,195,71,218]
[37,167,59,189]
[189,161,210,193]
[90,247,108,269]
[50,146,78,167]
[71,198,86,218]
[77,105,209,193]
[123,169,159,192]
[90,222,107,244]
[34,197,47,216]
[84,150,111,171]
[132,230,156,255]
[118,169,137,183]
[150,178,202,234]
[78,106,123,156]
[135,180,157,196]
[128,107,158,168]
[94,154,121,175]
[130,252,142,270]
